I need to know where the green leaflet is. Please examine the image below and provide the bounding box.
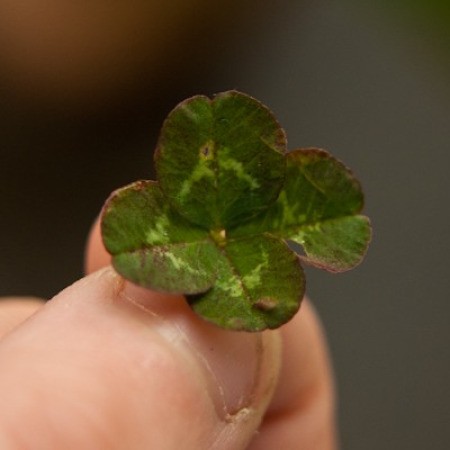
[101,91,371,331]
[155,91,286,229]
[188,235,304,331]
[232,148,372,272]
[101,181,218,293]
[293,215,371,272]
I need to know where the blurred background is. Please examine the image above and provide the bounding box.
[1,1,449,448]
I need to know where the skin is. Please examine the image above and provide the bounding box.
[0,219,337,449]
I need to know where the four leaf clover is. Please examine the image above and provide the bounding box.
[101,91,371,331]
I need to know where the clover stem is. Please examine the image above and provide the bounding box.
[210,228,227,247]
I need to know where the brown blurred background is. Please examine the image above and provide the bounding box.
[1,1,449,448]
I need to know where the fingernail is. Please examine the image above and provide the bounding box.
[120,280,282,420]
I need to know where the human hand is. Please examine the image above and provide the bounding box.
[0,219,337,449]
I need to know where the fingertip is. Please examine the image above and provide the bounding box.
[84,215,110,274]
[248,299,337,450]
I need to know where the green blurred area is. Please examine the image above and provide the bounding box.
[402,1,448,33]
[350,0,450,68]
[378,0,450,26]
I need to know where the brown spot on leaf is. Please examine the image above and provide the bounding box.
[253,298,278,311]
[199,141,214,160]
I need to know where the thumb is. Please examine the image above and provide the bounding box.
[0,268,281,450]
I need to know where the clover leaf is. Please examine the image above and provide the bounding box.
[101,90,371,331]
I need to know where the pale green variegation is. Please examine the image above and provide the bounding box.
[101,91,371,331]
